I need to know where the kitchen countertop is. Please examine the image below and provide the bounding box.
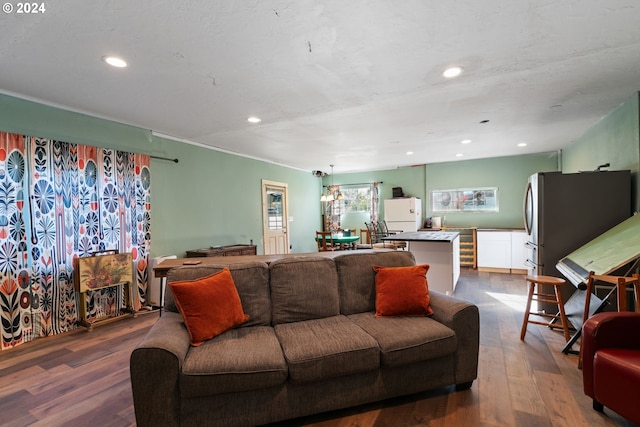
[477,228,526,232]
[383,231,460,242]
[420,227,526,232]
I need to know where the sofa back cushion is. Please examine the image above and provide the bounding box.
[335,251,416,315]
[165,261,271,327]
[270,257,340,324]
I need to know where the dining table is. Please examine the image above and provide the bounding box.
[316,234,360,250]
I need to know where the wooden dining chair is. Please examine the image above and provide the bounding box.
[356,228,373,249]
[365,222,382,245]
[583,272,640,319]
[316,231,338,252]
[578,271,640,368]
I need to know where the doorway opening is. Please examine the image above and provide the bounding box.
[262,180,290,255]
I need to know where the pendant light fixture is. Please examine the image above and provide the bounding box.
[320,164,342,201]
[327,165,335,201]
[335,165,343,200]
[320,165,334,202]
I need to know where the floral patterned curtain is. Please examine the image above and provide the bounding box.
[0,131,151,350]
[370,182,379,223]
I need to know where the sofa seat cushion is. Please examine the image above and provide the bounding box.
[348,312,457,367]
[274,315,379,384]
[180,326,288,398]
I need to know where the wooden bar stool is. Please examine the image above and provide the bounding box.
[520,274,571,342]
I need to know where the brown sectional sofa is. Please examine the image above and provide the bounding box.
[130,250,479,427]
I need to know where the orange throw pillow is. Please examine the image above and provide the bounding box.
[169,268,249,346]
[373,264,433,317]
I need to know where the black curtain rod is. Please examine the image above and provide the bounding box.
[323,181,383,188]
[151,155,179,163]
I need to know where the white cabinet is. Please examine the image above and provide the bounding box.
[477,231,511,269]
[478,230,528,273]
[510,231,529,271]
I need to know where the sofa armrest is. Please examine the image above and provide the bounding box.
[582,311,640,398]
[130,312,191,427]
[429,291,480,385]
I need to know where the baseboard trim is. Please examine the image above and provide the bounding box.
[478,267,511,274]
[478,267,528,275]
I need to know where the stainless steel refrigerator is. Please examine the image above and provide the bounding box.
[523,170,631,312]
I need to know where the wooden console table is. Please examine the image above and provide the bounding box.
[186,244,257,258]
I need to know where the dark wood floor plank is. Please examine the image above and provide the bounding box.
[29,365,130,420]
[0,365,46,399]
[478,345,517,426]
[514,409,554,427]
[0,347,73,375]
[63,377,135,427]
[29,375,132,427]
[0,389,39,422]
[441,386,480,427]
[25,349,129,397]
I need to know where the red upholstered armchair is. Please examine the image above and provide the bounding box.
[582,311,640,425]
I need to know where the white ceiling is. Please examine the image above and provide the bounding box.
[2,1,640,173]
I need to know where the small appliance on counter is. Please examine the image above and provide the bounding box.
[392,187,404,198]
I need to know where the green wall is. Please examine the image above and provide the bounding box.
[0,94,321,257]
[562,92,640,212]
[150,136,321,256]
[326,165,427,219]
[332,153,559,229]
[424,153,559,228]
[0,94,152,151]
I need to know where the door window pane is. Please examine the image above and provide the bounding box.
[267,188,283,230]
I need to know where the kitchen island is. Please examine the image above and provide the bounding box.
[383,231,460,295]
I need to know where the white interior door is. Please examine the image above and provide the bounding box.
[262,180,290,255]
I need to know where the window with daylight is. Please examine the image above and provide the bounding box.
[324,183,380,232]
[431,187,499,213]
[341,186,372,214]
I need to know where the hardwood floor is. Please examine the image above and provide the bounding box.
[0,269,634,427]
[0,311,155,427]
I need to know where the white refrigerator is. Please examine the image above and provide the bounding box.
[384,197,422,232]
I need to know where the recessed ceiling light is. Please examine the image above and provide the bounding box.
[456,153,464,157]
[247,116,262,124]
[406,151,414,155]
[443,66,464,78]
[102,56,127,68]
[518,142,527,147]
[461,139,472,144]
